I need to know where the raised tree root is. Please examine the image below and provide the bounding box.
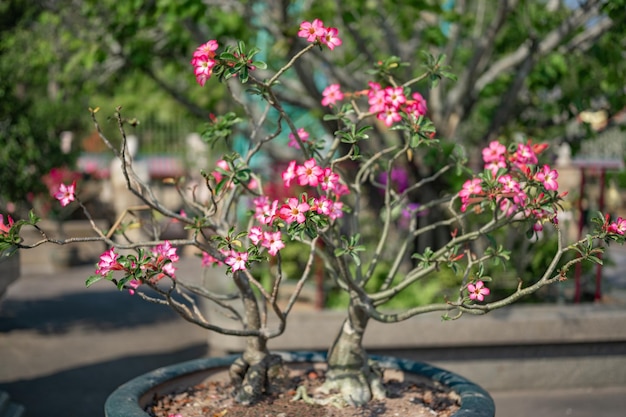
[228,353,286,405]
[316,362,386,406]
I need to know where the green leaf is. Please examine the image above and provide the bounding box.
[237,40,246,54]
[350,252,361,266]
[587,255,603,265]
[86,274,103,287]
[219,52,237,61]
[251,60,267,70]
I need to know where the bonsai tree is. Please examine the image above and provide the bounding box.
[1,19,624,407]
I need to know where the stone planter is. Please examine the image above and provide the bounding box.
[104,351,494,417]
[0,250,20,298]
[204,303,626,392]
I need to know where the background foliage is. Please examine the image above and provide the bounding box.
[1,0,624,234]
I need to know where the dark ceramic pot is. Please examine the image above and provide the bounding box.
[105,351,495,417]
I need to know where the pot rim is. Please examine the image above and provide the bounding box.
[105,351,494,417]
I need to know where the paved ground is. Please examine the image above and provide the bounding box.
[1,249,626,416]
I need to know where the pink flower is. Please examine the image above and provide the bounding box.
[384,87,406,108]
[511,188,528,207]
[535,165,559,191]
[128,279,141,296]
[320,27,342,50]
[248,226,263,245]
[279,197,310,224]
[298,19,325,42]
[459,178,482,198]
[467,281,490,302]
[333,183,350,197]
[202,252,223,267]
[513,144,538,166]
[296,158,323,187]
[253,197,278,225]
[193,40,218,58]
[329,201,344,220]
[368,88,386,113]
[225,250,248,271]
[485,160,507,177]
[313,196,333,216]
[377,105,402,127]
[0,214,14,235]
[498,175,521,194]
[499,198,519,217]
[191,55,216,86]
[195,73,210,87]
[459,178,483,212]
[368,81,382,93]
[192,55,216,75]
[216,159,230,171]
[282,160,298,188]
[608,217,626,235]
[482,141,507,164]
[405,92,428,117]
[262,231,285,256]
[288,128,310,149]
[154,241,179,263]
[161,262,177,278]
[319,168,340,193]
[191,40,218,87]
[96,248,122,276]
[321,84,344,107]
[54,181,76,207]
[146,241,179,279]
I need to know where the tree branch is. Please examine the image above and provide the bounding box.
[441,0,517,134]
[474,0,604,93]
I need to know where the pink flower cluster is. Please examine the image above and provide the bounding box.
[248,227,285,256]
[203,160,348,272]
[297,19,342,50]
[279,159,347,221]
[320,82,428,127]
[459,141,560,228]
[367,82,428,127]
[201,194,287,272]
[190,40,219,86]
[95,241,179,294]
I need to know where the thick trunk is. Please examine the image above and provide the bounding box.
[322,301,386,406]
[228,271,287,404]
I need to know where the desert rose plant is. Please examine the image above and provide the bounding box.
[1,19,624,407]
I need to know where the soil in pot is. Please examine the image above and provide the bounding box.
[146,363,461,417]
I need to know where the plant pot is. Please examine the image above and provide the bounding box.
[104,351,494,417]
[0,251,20,299]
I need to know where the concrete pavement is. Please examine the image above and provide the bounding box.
[1,252,626,416]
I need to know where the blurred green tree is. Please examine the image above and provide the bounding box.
[3,0,624,214]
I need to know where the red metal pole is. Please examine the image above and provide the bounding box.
[594,169,606,302]
[574,168,586,303]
